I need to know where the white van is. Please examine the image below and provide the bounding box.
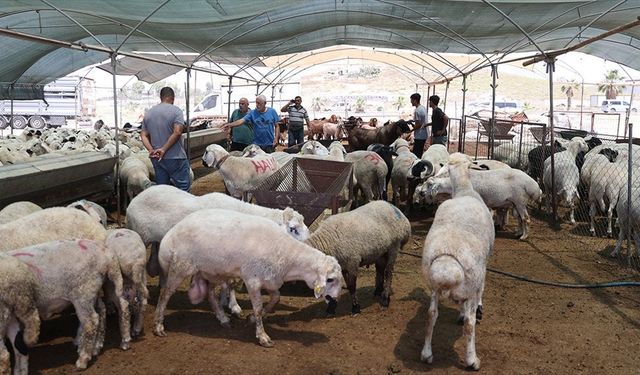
[601,100,637,113]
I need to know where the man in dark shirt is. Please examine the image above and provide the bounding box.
[427,95,449,146]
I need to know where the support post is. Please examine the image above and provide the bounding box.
[627,123,633,264]
[460,74,468,152]
[270,85,276,107]
[579,78,585,130]
[185,68,191,162]
[110,54,121,226]
[489,64,498,159]
[547,57,558,226]
[226,76,233,122]
[624,82,635,137]
[9,84,14,135]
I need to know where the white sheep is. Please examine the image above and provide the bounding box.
[344,150,388,206]
[67,199,108,228]
[8,239,130,370]
[105,229,149,338]
[420,153,494,370]
[493,141,537,170]
[119,155,155,203]
[611,184,640,259]
[542,137,588,224]
[0,253,41,375]
[0,207,107,252]
[202,143,279,199]
[306,201,411,314]
[154,209,344,347]
[419,144,449,178]
[0,201,42,225]
[418,167,541,240]
[389,138,418,210]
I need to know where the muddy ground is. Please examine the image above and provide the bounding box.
[30,162,640,375]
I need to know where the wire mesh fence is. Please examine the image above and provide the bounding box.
[454,114,640,270]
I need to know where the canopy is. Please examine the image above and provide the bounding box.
[0,0,638,93]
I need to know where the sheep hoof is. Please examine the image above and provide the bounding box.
[258,336,274,348]
[466,358,481,371]
[373,287,383,297]
[119,340,130,351]
[589,229,596,237]
[420,352,433,363]
[457,315,464,325]
[153,324,167,337]
[476,305,483,321]
[380,295,390,308]
[132,328,144,339]
[230,305,242,317]
[351,304,361,315]
[75,356,90,370]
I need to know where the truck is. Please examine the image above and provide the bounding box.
[0,76,96,130]
[187,91,228,130]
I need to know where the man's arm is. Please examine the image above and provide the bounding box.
[140,129,155,155]
[222,117,245,132]
[273,120,280,147]
[280,101,293,112]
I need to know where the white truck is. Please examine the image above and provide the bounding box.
[0,76,96,130]
[188,91,228,130]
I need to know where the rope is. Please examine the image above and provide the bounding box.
[399,251,640,289]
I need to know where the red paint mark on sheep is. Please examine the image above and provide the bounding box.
[251,158,277,174]
[365,153,382,165]
[78,240,89,251]
[11,252,33,257]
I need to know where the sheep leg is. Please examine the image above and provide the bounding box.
[147,242,161,278]
[568,193,576,224]
[246,280,273,348]
[93,298,106,356]
[381,249,398,307]
[207,284,230,327]
[611,223,625,257]
[514,204,530,240]
[420,292,439,363]
[589,202,597,236]
[219,281,242,317]
[344,272,360,315]
[153,269,188,337]
[7,315,30,375]
[72,299,100,370]
[0,324,9,375]
[462,298,481,370]
[132,266,149,338]
[606,204,614,238]
[373,257,387,297]
[264,289,281,314]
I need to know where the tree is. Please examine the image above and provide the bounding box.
[598,69,626,99]
[392,96,406,111]
[355,97,366,113]
[560,80,579,109]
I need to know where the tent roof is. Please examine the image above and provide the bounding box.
[0,0,638,87]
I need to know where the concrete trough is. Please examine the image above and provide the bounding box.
[0,152,117,208]
[184,128,227,162]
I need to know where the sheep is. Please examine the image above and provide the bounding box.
[527,140,566,184]
[323,121,344,140]
[417,167,541,240]
[119,155,155,204]
[611,184,640,259]
[9,240,130,369]
[327,141,347,161]
[306,201,411,314]
[67,199,108,228]
[344,150,388,206]
[0,253,41,375]
[367,143,397,200]
[0,207,107,252]
[343,119,412,151]
[105,229,149,338]
[0,201,42,225]
[153,209,343,347]
[420,153,494,370]
[417,144,449,178]
[389,138,419,211]
[202,143,279,200]
[298,140,329,156]
[586,157,628,237]
[126,184,310,279]
[542,137,589,223]
[0,144,29,164]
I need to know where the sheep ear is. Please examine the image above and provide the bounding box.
[283,207,294,221]
[422,161,433,177]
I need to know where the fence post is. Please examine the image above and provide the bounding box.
[627,123,633,264]
[518,121,524,167]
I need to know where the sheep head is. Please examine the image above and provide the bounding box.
[312,255,343,315]
[202,144,229,170]
[241,144,265,157]
[281,207,310,241]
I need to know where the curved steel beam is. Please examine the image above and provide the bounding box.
[482,0,547,57]
[39,1,108,49]
[563,1,628,48]
[115,0,171,53]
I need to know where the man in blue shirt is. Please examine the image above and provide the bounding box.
[222,95,280,153]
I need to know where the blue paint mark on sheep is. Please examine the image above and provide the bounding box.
[392,205,403,219]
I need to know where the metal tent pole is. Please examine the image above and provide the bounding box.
[489,64,497,159]
[460,74,467,152]
[624,82,635,136]
[226,76,233,122]
[9,84,14,135]
[185,68,191,162]
[443,80,450,112]
[111,54,121,226]
[580,78,585,130]
[270,85,275,107]
[627,123,633,264]
[547,58,558,226]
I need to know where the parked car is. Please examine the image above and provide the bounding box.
[467,100,521,115]
[601,99,638,113]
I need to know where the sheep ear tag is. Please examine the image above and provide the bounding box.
[314,285,323,299]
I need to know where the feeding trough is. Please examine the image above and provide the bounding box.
[251,157,353,227]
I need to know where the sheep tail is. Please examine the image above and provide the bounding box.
[429,255,464,299]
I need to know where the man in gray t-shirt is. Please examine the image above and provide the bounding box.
[411,92,429,158]
[141,87,191,191]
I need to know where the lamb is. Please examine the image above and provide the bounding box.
[389,138,419,210]
[344,150,388,206]
[417,167,541,240]
[119,155,155,204]
[420,153,494,370]
[0,253,41,375]
[154,209,343,347]
[306,201,411,314]
[105,229,149,338]
[8,239,130,369]
[67,199,109,228]
[0,207,107,252]
[202,143,279,199]
[0,201,42,225]
[126,184,310,278]
[542,137,589,223]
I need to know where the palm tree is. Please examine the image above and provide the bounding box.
[355,97,366,113]
[560,80,579,109]
[392,96,406,111]
[598,69,626,99]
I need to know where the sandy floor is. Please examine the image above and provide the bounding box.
[29,163,640,374]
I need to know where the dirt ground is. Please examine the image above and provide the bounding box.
[30,163,640,375]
